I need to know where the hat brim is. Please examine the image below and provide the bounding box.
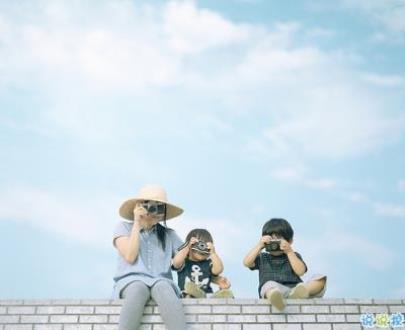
[119,198,183,221]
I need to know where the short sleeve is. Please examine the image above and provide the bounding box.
[168,230,184,257]
[112,221,131,247]
[249,254,261,271]
[295,252,308,273]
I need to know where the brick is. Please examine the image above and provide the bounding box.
[212,305,240,314]
[197,314,226,322]
[37,306,65,314]
[316,314,346,322]
[49,315,79,323]
[24,300,53,306]
[345,314,361,323]
[185,314,197,322]
[80,300,110,305]
[51,300,81,305]
[141,314,163,323]
[108,315,119,323]
[4,326,32,330]
[284,299,313,305]
[0,307,6,314]
[360,305,389,313]
[187,325,211,330]
[389,305,405,313]
[243,325,270,330]
[344,298,372,304]
[184,306,211,314]
[287,314,316,322]
[256,314,286,322]
[213,324,242,330]
[33,326,62,330]
[93,326,120,330]
[0,315,19,323]
[314,298,344,304]
[181,299,199,305]
[330,305,359,313]
[0,300,24,305]
[300,305,329,313]
[79,315,108,323]
[242,305,270,314]
[143,306,153,314]
[65,307,94,314]
[63,326,92,330]
[95,306,121,314]
[332,325,362,330]
[21,315,49,323]
[228,299,257,305]
[204,298,231,305]
[110,300,123,306]
[34,325,62,330]
[303,325,331,330]
[283,305,300,313]
[7,306,36,314]
[273,325,302,330]
[227,315,256,322]
[373,299,402,304]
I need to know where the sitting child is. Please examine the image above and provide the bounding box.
[243,218,327,311]
[172,228,234,298]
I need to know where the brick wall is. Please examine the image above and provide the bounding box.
[1,298,404,330]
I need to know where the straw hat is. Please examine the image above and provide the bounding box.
[119,185,183,221]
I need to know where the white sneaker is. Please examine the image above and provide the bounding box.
[288,283,309,299]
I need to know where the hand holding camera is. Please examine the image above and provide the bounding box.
[133,204,148,228]
[190,239,211,255]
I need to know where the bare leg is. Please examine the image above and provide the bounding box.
[304,278,327,296]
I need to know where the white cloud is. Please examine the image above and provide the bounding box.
[1,0,404,161]
[340,0,405,41]
[271,166,338,191]
[305,178,337,190]
[299,230,397,272]
[362,73,405,87]
[163,1,250,55]
[0,186,121,248]
[271,166,305,183]
[397,179,405,192]
[374,202,405,218]
[348,192,369,203]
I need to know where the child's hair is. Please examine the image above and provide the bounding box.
[185,228,213,243]
[262,218,294,241]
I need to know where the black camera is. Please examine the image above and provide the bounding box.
[265,239,281,252]
[191,240,210,254]
[141,201,165,215]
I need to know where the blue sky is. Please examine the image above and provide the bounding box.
[1,0,405,299]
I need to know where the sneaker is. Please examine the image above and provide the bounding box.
[288,283,309,299]
[211,289,234,298]
[267,288,285,311]
[184,282,206,298]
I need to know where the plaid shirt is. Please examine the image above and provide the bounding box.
[249,252,307,296]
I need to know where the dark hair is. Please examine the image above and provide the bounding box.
[262,218,294,241]
[156,205,170,250]
[185,228,213,243]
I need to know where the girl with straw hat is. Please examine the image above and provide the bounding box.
[112,185,186,330]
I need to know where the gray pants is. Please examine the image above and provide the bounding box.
[119,280,187,330]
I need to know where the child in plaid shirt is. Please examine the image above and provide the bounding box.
[243,218,327,311]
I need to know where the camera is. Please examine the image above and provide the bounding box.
[191,240,210,254]
[265,239,281,252]
[140,201,165,215]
